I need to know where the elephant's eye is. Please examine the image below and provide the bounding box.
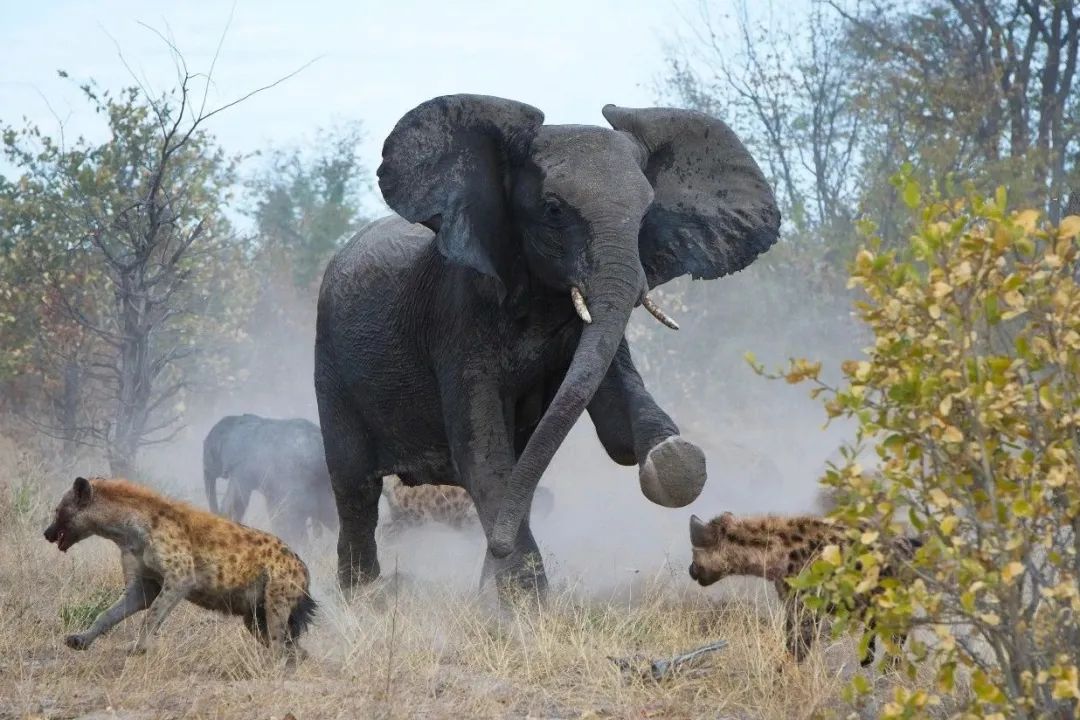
[543,200,564,222]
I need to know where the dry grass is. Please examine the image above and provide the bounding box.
[0,441,927,720]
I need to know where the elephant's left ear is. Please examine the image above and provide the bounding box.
[602,105,780,289]
[378,95,545,300]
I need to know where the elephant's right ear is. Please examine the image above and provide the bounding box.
[378,95,545,298]
[602,105,780,289]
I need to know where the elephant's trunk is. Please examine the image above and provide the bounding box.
[489,239,643,558]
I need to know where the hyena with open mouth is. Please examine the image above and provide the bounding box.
[44,476,316,659]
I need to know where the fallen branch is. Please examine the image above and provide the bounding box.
[608,639,729,683]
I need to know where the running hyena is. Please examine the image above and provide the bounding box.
[687,512,920,665]
[43,476,315,658]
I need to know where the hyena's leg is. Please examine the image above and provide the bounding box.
[260,579,301,659]
[243,604,270,647]
[782,595,819,662]
[864,625,907,669]
[132,573,194,654]
[861,624,879,667]
[66,554,161,650]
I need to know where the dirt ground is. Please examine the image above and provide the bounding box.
[0,439,927,720]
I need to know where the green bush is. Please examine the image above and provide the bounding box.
[60,588,120,632]
[766,180,1080,718]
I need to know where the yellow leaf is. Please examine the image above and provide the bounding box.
[855,568,880,594]
[860,531,879,544]
[1001,562,1024,584]
[1052,677,1080,701]
[820,544,842,566]
[939,396,953,416]
[942,426,964,443]
[1060,214,1080,240]
[929,488,951,509]
[940,515,958,536]
[1015,208,1040,232]
[1003,289,1025,308]
[1047,466,1067,488]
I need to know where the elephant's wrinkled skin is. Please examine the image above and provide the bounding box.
[203,414,337,547]
[315,95,780,595]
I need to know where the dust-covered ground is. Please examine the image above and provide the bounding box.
[0,267,916,719]
[0,401,933,720]
[0,453,922,720]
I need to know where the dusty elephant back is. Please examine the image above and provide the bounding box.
[206,415,324,476]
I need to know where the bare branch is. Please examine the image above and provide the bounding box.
[195,56,321,128]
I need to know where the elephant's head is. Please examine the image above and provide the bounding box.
[377,95,780,557]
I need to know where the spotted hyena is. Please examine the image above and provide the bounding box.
[44,476,315,658]
[381,475,554,537]
[687,512,920,666]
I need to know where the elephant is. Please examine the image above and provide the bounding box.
[314,94,780,595]
[203,414,338,547]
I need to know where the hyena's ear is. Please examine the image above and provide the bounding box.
[716,511,736,534]
[690,515,714,547]
[73,477,93,507]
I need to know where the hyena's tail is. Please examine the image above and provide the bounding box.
[288,593,318,639]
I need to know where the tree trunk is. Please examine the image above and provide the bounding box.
[58,359,80,461]
[1067,185,1080,218]
[108,276,153,479]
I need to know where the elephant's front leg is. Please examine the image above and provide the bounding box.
[443,382,548,600]
[587,339,706,507]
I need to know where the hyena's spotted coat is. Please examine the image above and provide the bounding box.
[687,512,920,666]
[380,475,554,537]
[43,476,315,657]
[381,475,478,536]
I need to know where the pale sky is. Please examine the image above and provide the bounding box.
[0,0,714,213]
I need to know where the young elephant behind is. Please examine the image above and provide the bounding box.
[687,512,920,666]
[203,414,337,547]
[44,476,316,657]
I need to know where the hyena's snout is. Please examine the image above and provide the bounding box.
[43,523,58,543]
[43,522,73,551]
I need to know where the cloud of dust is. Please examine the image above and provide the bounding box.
[140,245,862,602]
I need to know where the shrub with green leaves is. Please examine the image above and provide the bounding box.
[765,180,1080,718]
[60,588,121,632]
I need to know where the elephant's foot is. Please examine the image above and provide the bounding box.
[639,435,707,507]
[481,548,548,608]
[337,555,380,595]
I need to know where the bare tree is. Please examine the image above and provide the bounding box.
[1,29,310,476]
[663,0,863,238]
[1068,183,1080,217]
[831,0,1080,222]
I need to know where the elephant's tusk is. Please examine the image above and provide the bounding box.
[642,294,680,330]
[570,287,592,324]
